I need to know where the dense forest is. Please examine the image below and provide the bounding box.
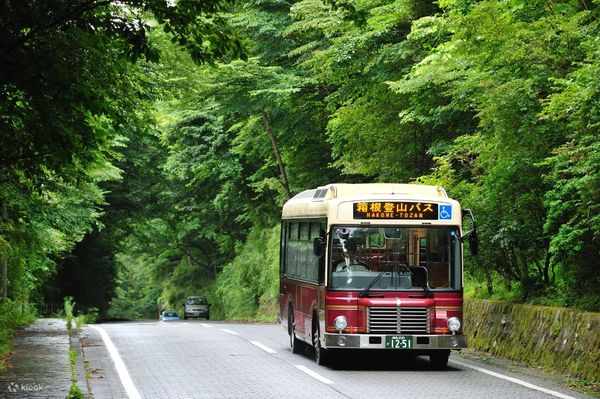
[1,0,599,323]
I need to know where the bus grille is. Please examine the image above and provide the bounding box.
[368,307,429,334]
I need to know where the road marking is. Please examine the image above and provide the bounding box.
[220,329,240,335]
[295,365,334,385]
[201,324,212,328]
[250,341,277,354]
[451,360,578,399]
[91,326,141,399]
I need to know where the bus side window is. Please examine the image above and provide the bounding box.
[281,222,288,274]
[309,223,321,283]
[286,223,299,277]
[317,222,327,283]
[300,222,310,280]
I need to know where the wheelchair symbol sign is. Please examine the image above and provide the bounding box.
[439,205,452,220]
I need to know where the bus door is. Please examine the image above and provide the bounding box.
[419,236,428,267]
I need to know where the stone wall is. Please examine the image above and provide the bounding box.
[464,299,600,383]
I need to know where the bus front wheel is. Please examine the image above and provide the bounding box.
[430,350,450,368]
[313,319,329,366]
[289,308,302,354]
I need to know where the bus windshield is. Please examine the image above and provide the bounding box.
[187,297,207,305]
[329,226,462,291]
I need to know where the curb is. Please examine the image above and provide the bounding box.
[70,328,92,398]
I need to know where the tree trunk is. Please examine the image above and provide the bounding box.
[485,265,493,295]
[261,109,291,200]
[1,258,5,301]
[543,249,551,286]
[1,203,7,301]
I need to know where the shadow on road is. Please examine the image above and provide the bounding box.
[294,344,461,372]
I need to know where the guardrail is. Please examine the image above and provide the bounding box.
[35,302,92,317]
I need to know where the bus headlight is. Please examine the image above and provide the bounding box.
[447,317,461,333]
[334,316,348,332]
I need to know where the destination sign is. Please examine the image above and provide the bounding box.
[353,202,439,220]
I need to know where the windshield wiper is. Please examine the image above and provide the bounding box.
[400,264,433,298]
[360,269,387,298]
[361,264,433,298]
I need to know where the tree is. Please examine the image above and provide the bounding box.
[0,0,244,305]
[392,0,598,304]
[541,13,600,308]
[104,0,341,318]
[1,0,242,188]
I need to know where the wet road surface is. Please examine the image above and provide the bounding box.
[80,320,595,399]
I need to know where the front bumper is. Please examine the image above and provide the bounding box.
[185,311,209,317]
[324,333,467,350]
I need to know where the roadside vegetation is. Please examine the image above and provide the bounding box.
[64,297,84,399]
[0,300,36,370]
[0,1,599,323]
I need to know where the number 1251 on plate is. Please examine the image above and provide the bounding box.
[385,335,413,349]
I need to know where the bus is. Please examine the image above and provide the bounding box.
[279,183,477,366]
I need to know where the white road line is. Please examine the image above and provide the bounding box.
[250,341,277,354]
[91,326,141,399]
[220,328,240,335]
[295,365,334,385]
[451,360,578,399]
[200,324,212,328]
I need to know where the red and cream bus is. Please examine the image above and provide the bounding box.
[279,183,477,366]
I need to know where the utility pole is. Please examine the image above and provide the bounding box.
[261,108,291,200]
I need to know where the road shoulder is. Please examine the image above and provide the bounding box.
[80,325,128,398]
[455,349,599,398]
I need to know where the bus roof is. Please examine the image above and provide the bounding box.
[282,183,456,220]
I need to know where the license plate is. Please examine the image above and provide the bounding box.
[385,335,413,349]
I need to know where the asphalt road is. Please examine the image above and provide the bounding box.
[80,320,594,399]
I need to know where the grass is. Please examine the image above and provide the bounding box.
[66,347,83,399]
[63,300,98,399]
[463,267,600,312]
[565,378,600,398]
[75,307,98,333]
[463,272,524,302]
[64,297,84,399]
[64,297,74,332]
[65,384,84,399]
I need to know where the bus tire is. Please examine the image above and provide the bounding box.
[289,307,302,354]
[430,350,450,369]
[313,318,329,366]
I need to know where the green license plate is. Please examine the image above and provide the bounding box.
[385,335,413,349]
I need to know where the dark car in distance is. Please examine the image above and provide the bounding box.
[183,296,210,320]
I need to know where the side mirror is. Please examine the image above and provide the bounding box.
[469,230,479,257]
[313,237,325,257]
[461,208,479,257]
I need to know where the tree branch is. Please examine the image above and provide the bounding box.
[2,0,114,57]
[261,108,292,200]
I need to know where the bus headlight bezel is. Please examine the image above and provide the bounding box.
[334,315,348,332]
[447,317,461,333]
